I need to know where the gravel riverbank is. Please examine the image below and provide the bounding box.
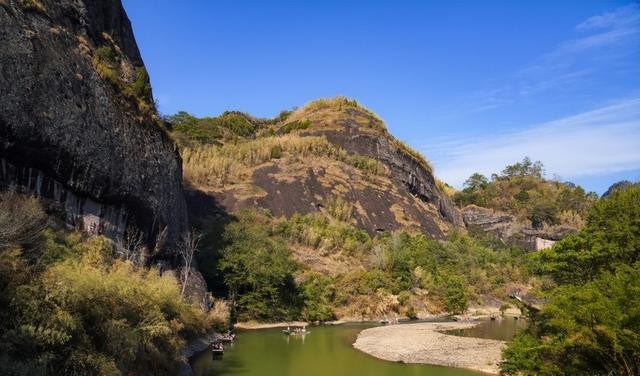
[353,322,506,374]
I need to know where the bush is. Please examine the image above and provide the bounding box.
[0,191,212,376]
[405,306,418,320]
[94,45,117,66]
[270,145,283,159]
[132,66,152,104]
[279,119,310,135]
[0,190,46,249]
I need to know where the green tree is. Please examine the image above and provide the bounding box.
[300,273,336,322]
[501,185,640,375]
[533,185,640,284]
[442,275,468,314]
[464,172,489,190]
[218,210,301,321]
[132,66,152,104]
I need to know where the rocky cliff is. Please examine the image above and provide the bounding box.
[462,205,576,250]
[184,98,464,238]
[0,0,187,260]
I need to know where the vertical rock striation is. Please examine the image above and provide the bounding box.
[0,0,186,261]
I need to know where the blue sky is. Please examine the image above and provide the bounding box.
[122,0,640,194]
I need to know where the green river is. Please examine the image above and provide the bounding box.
[191,318,526,376]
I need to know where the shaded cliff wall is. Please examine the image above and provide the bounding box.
[315,127,465,229]
[0,0,187,261]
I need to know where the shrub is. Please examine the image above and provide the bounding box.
[299,96,385,126]
[279,119,310,134]
[18,0,46,14]
[405,305,418,320]
[182,135,344,187]
[94,45,117,66]
[0,190,46,249]
[442,275,469,314]
[0,191,212,376]
[132,66,152,104]
[270,145,283,159]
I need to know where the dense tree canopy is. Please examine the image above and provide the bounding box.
[501,185,640,376]
[454,158,598,229]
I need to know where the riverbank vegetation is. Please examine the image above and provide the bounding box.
[454,158,598,229]
[500,184,640,376]
[0,190,219,376]
[197,204,533,323]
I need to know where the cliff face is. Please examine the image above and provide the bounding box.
[0,0,186,260]
[188,100,464,239]
[316,125,464,230]
[462,205,576,250]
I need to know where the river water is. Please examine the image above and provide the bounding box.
[191,318,525,376]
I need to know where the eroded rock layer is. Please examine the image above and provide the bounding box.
[0,0,186,260]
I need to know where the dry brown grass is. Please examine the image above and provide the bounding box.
[391,138,434,173]
[206,299,230,328]
[285,96,386,132]
[182,134,385,189]
[436,179,456,198]
[18,0,46,14]
[182,135,340,187]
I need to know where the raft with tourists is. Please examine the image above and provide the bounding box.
[282,326,309,336]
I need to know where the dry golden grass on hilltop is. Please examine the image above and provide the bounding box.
[284,96,387,132]
[283,96,435,175]
[182,134,384,189]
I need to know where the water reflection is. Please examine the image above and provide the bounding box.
[445,317,527,341]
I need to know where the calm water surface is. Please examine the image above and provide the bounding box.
[192,319,524,376]
[446,317,527,341]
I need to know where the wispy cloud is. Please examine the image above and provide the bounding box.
[576,4,640,32]
[471,4,640,112]
[423,97,640,187]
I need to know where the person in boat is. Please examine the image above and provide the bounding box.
[212,341,223,351]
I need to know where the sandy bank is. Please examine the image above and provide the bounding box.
[234,321,309,330]
[353,322,505,375]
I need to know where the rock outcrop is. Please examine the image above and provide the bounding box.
[602,180,635,198]
[0,0,186,260]
[462,205,576,250]
[316,125,464,229]
[197,101,464,239]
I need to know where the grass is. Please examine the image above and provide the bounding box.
[18,0,46,14]
[436,179,456,198]
[91,44,157,119]
[288,96,387,131]
[279,119,310,134]
[391,139,434,173]
[182,134,385,188]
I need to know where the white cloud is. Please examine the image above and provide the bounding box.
[470,4,640,113]
[423,98,640,187]
[576,4,640,31]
